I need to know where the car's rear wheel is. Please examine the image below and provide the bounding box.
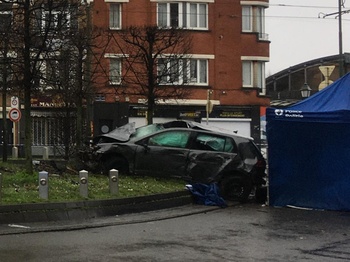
[220,176,252,203]
[100,156,128,175]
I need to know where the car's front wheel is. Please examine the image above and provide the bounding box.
[220,176,252,203]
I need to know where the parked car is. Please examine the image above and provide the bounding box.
[81,121,267,202]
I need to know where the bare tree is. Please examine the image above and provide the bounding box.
[5,0,90,173]
[0,0,108,171]
[45,3,94,158]
[111,25,193,124]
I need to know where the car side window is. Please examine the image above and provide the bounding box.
[192,133,232,152]
[224,138,235,153]
[238,141,258,158]
[148,131,190,148]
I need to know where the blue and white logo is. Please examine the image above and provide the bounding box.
[275,109,284,116]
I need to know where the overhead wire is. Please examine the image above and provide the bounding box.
[269,4,338,9]
[267,2,350,22]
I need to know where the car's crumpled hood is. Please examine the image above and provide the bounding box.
[94,122,136,143]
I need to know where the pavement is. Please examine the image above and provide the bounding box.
[0,202,229,236]
[0,189,228,235]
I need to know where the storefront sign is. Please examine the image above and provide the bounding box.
[219,111,248,118]
[31,97,76,108]
[179,111,201,118]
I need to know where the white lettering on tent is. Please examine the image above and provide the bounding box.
[274,109,303,118]
[285,110,302,114]
[285,114,304,118]
[284,110,303,118]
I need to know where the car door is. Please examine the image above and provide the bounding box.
[187,132,240,183]
[133,130,191,178]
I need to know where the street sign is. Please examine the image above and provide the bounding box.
[318,66,335,91]
[11,96,19,109]
[9,108,21,122]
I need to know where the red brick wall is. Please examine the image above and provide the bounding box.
[91,0,270,107]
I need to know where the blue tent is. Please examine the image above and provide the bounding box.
[266,72,350,211]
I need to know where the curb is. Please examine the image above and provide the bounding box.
[0,190,193,224]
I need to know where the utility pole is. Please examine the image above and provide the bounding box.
[318,1,349,77]
[338,0,344,77]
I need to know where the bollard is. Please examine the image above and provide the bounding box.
[109,169,119,195]
[39,171,49,200]
[42,147,49,160]
[12,147,18,159]
[79,170,88,198]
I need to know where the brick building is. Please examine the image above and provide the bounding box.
[89,0,270,144]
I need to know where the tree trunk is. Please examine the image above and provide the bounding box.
[2,41,9,162]
[2,89,7,162]
[23,0,33,174]
[147,96,154,125]
[76,98,83,148]
[24,83,33,174]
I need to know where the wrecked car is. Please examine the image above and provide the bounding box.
[81,120,267,202]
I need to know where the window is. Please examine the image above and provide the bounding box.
[188,59,207,84]
[109,3,121,29]
[190,3,207,28]
[34,6,77,33]
[242,61,252,87]
[148,131,191,148]
[241,6,252,31]
[45,10,71,30]
[158,58,182,84]
[109,58,121,85]
[33,117,65,146]
[224,138,235,153]
[242,60,266,95]
[192,133,234,153]
[44,59,60,87]
[95,94,106,102]
[157,2,208,29]
[255,6,266,40]
[238,141,259,160]
[158,58,208,85]
[241,4,268,40]
[0,9,11,32]
[0,58,12,84]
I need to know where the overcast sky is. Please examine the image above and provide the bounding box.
[266,0,350,76]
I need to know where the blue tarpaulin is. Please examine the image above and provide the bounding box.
[186,183,227,208]
[267,73,350,211]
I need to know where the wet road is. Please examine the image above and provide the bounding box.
[0,203,350,261]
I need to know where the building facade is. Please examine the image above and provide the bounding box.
[90,0,270,145]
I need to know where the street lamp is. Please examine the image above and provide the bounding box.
[300,83,312,98]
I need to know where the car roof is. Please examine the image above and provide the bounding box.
[94,120,253,143]
[183,121,253,140]
[137,126,253,142]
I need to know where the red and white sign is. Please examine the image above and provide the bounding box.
[9,108,21,122]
